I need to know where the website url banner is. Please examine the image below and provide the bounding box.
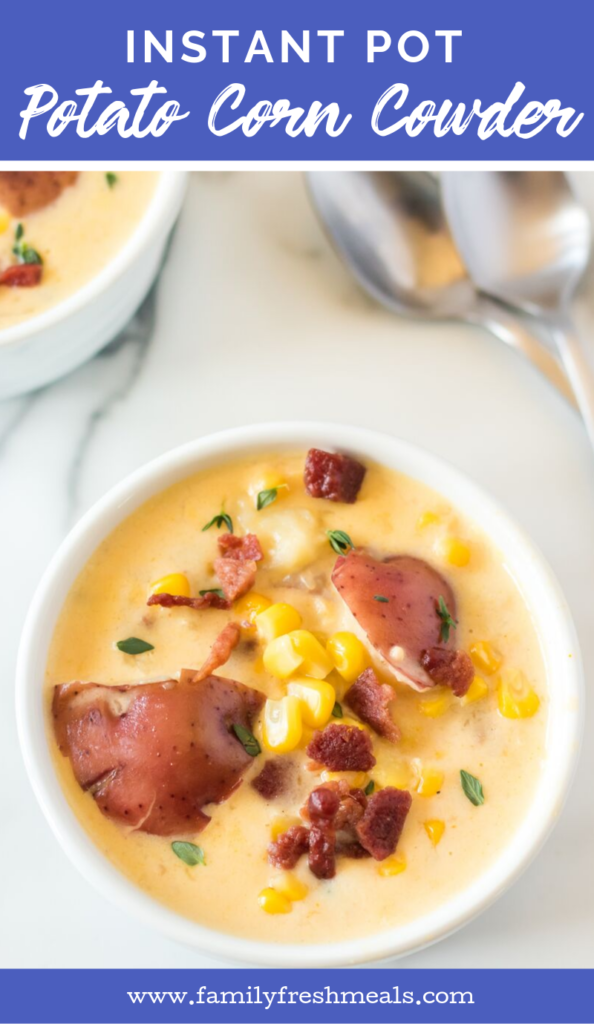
[0,969,590,1023]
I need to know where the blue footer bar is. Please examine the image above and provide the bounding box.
[0,968,590,1024]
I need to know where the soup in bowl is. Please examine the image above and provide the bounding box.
[16,424,582,966]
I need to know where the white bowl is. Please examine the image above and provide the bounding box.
[0,172,188,399]
[16,422,583,967]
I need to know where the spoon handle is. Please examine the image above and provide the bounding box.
[466,297,577,409]
[551,314,594,442]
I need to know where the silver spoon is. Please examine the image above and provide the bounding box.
[307,171,575,408]
[443,171,594,436]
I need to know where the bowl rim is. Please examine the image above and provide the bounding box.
[0,170,187,349]
[15,421,584,967]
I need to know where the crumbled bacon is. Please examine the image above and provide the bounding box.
[251,758,292,800]
[344,668,400,742]
[214,557,257,602]
[334,787,367,831]
[420,647,474,697]
[147,592,230,611]
[307,785,341,822]
[306,724,376,772]
[0,263,42,287]
[186,622,241,683]
[218,533,263,562]
[268,825,310,869]
[308,824,336,879]
[356,787,412,861]
[304,448,366,503]
[0,171,78,215]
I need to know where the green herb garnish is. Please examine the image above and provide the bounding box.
[15,222,24,242]
[199,587,226,599]
[460,770,484,806]
[256,486,288,511]
[232,723,261,757]
[105,172,118,189]
[327,529,353,555]
[437,595,457,643]
[171,841,205,866]
[364,780,375,796]
[116,637,154,655]
[12,240,42,265]
[373,595,389,603]
[331,701,343,718]
[202,511,233,533]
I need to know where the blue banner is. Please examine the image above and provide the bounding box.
[0,0,592,160]
[0,968,590,1023]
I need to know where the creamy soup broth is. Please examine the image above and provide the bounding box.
[0,172,158,331]
[46,452,547,944]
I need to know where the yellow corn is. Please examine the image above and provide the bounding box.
[258,887,292,914]
[326,631,369,682]
[373,762,410,790]
[0,210,10,235]
[378,855,406,877]
[270,815,301,841]
[417,511,439,530]
[320,770,368,788]
[441,536,471,567]
[497,670,540,719]
[470,640,501,675]
[264,630,333,680]
[262,695,303,752]
[287,678,336,728]
[250,473,289,500]
[418,689,452,718]
[424,820,445,846]
[256,603,302,644]
[461,675,489,705]
[276,873,308,901]
[150,572,191,598]
[412,761,444,797]
[235,592,272,630]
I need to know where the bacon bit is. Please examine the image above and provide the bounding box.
[356,787,412,861]
[308,824,336,879]
[0,171,78,216]
[251,758,292,800]
[306,724,376,773]
[336,839,370,859]
[185,622,241,683]
[420,647,474,697]
[268,825,310,869]
[218,533,263,562]
[344,668,400,742]
[307,785,341,822]
[304,448,366,503]
[0,263,42,287]
[214,557,258,602]
[334,787,367,831]
[147,592,230,611]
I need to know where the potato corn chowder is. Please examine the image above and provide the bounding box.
[46,448,546,944]
[0,171,158,331]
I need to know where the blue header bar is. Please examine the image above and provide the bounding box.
[0,0,592,161]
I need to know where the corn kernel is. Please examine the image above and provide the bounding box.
[262,695,303,752]
[326,631,369,682]
[373,762,410,789]
[264,630,332,680]
[497,670,540,719]
[461,675,489,706]
[424,820,445,846]
[320,770,368,788]
[256,603,302,644]
[150,572,191,598]
[270,815,301,841]
[276,873,308,902]
[417,511,439,530]
[470,640,501,675]
[288,678,336,728]
[250,473,289,501]
[0,210,10,235]
[412,761,444,797]
[258,887,292,914]
[378,855,406,877]
[441,537,471,567]
[418,689,452,718]
[235,592,272,629]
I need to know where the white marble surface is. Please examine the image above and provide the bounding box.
[2,172,593,970]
